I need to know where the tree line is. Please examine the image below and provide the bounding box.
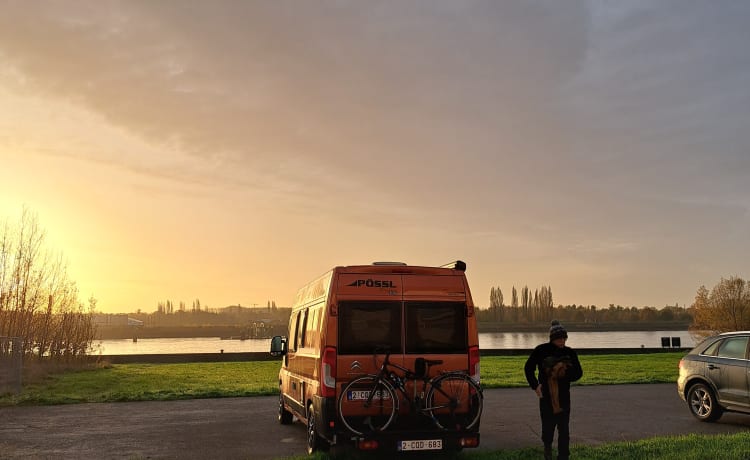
[478,284,692,324]
[128,302,289,327]
[0,209,95,360]
[154,299,279,315]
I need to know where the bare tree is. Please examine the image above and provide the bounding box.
[0,208,95,360]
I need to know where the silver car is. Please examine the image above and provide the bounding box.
[677,331,750,422]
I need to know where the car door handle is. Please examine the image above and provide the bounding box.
[707,364,719,370]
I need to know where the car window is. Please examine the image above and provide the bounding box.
[701,339,721,356]
[338,301,401,354]
[716,337,749,360]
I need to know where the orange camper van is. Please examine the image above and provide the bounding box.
[270,261,482,454]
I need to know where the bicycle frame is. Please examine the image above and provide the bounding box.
[369,351,470,414]
[383,355,427,410]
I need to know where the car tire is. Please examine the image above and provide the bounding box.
[278,391,293,425]
[687,383,723,422]
[306,403,329,454]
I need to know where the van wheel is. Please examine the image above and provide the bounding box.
[278,392,293,425]
[687,383,723,422]
[306,403,329,454]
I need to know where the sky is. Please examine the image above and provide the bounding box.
[1,1,748,314]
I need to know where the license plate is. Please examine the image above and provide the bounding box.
[398,439,442,451]
[347,390,392,401]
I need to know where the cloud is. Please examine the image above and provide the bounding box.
[4,0,745,232]
[0,2,588,187]
[568,1,750,198]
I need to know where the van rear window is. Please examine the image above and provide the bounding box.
[338,301,401,355]
[406,302,467,354]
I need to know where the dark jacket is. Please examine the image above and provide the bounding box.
[524,342,583,410]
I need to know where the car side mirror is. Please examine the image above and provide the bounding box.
[270,335,287,356]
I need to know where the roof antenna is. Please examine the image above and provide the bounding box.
[439,260,466,271]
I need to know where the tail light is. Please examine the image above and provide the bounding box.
[468,345,480,382]
[322,346,337,397]
[357,440,379,450]
[460,436,479,448]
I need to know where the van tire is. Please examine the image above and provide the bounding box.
[278,392,293,425]
[306,403,328,454]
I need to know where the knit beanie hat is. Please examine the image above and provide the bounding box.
[549,319,568,340]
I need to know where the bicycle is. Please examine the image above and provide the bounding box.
[337,348,483,436]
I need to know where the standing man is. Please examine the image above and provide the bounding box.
[524,320,583,460]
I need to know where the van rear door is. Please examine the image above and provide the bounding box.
[334,273,402,382]
[403,274,473,375]
[334,271,475,399]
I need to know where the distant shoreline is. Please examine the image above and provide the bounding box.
[95,325,286,340]
[96,321,691,340]
[478,321,691,333]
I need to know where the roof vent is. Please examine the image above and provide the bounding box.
[372,261,407,266]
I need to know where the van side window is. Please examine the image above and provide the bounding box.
[298,309,308,349]
[304,306,321,349]
[406,301,467,354]
[338,301,401,355]
[290,312,301,352]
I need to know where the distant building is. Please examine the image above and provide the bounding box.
[92,314,143,327]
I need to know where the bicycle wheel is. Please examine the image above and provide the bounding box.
[338,375,398,435]
[425,373,483,431]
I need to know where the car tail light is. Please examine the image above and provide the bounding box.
[322,346,337,397]
[469,345,480,382]
[678,359,683,369]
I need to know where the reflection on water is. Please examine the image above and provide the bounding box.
[95,330,696,355]
[479,330,695,350]
[92,337,265,355]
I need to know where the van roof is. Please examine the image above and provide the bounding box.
[337,260,466,273]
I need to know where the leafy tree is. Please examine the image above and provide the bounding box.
[691,277,750,337]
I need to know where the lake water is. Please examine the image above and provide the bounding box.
[94,330,696,355]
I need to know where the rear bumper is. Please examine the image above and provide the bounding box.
[342,429,480,452]
[335,414,480,451]
[319,396,482,451]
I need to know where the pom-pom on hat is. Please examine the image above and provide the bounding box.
[549,319,568,340]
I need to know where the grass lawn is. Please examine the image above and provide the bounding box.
[1,361,281,405]
[0,352,684,406]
